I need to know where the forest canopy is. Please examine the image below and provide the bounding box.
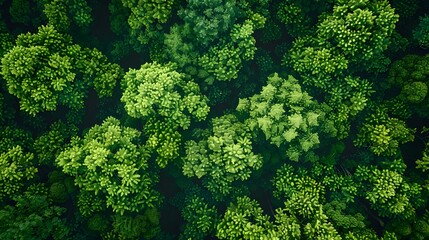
[0,0,429,239]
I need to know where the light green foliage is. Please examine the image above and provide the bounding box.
[308,162,358,203]
[0,184,69,240]
[416,142,429,172]
[237,73,329,161]
[303,205,342,240]
[56,117,160,215]
[121,0,174,30]
[0,25,121,116]
[112,208,160,239]
[217,195,337,239]
[34,121,78,165]
[198,20,258,83]
[273,165,324,218]
[0,145,37,201]
[182,114,263,196]
[354,159,421,218]
[82,47,123,98]
[121,62,209,167]
[286,0,398,89]
[178,0,237,47]
[413,15,429,48]
[180,195,217,240]
[0,32,13,59]
[217,196,287,239]
[272,164,343,239]
[355,107,415,156]
[287,37,348,89]
[121,62,210,129]
[43,0,70,31]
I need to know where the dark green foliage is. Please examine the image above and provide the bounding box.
[386,54,429,117]
[49,182,67,203]
[178,0,238,47]
[9,0,42,26]
[43,0,93,32]
[87,214,109,232]
[0,185,69,240]
[0,31,13,59]
[414,15,429,48]
[198,20,259,83]
[1,0,428,239]
[180,195,217,240]
[34,121,78,165]
[391,0,419,19]
[324,200,366,231]
[111,208,160,239]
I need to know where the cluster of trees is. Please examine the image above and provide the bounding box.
[0,0,428,239]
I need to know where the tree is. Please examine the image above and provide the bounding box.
[180,195,218,240]
[0,145,37,201]
[354,107,415,156]
[217,196,301,239]
[237,73,334,161]
[387,54,429,118]
[354,159,422,218]
[56,117,160,215]
[413,15,429,48]
[1,25,122,116]
[197,20,259,84]
[43,0,93,32]
[121,62,210,167]
[286,0,398,89]
[182,114,263,197]
[178,0,238,47]
[121,62,209,129]
[0,184,69,240]
[33,121,78,166]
